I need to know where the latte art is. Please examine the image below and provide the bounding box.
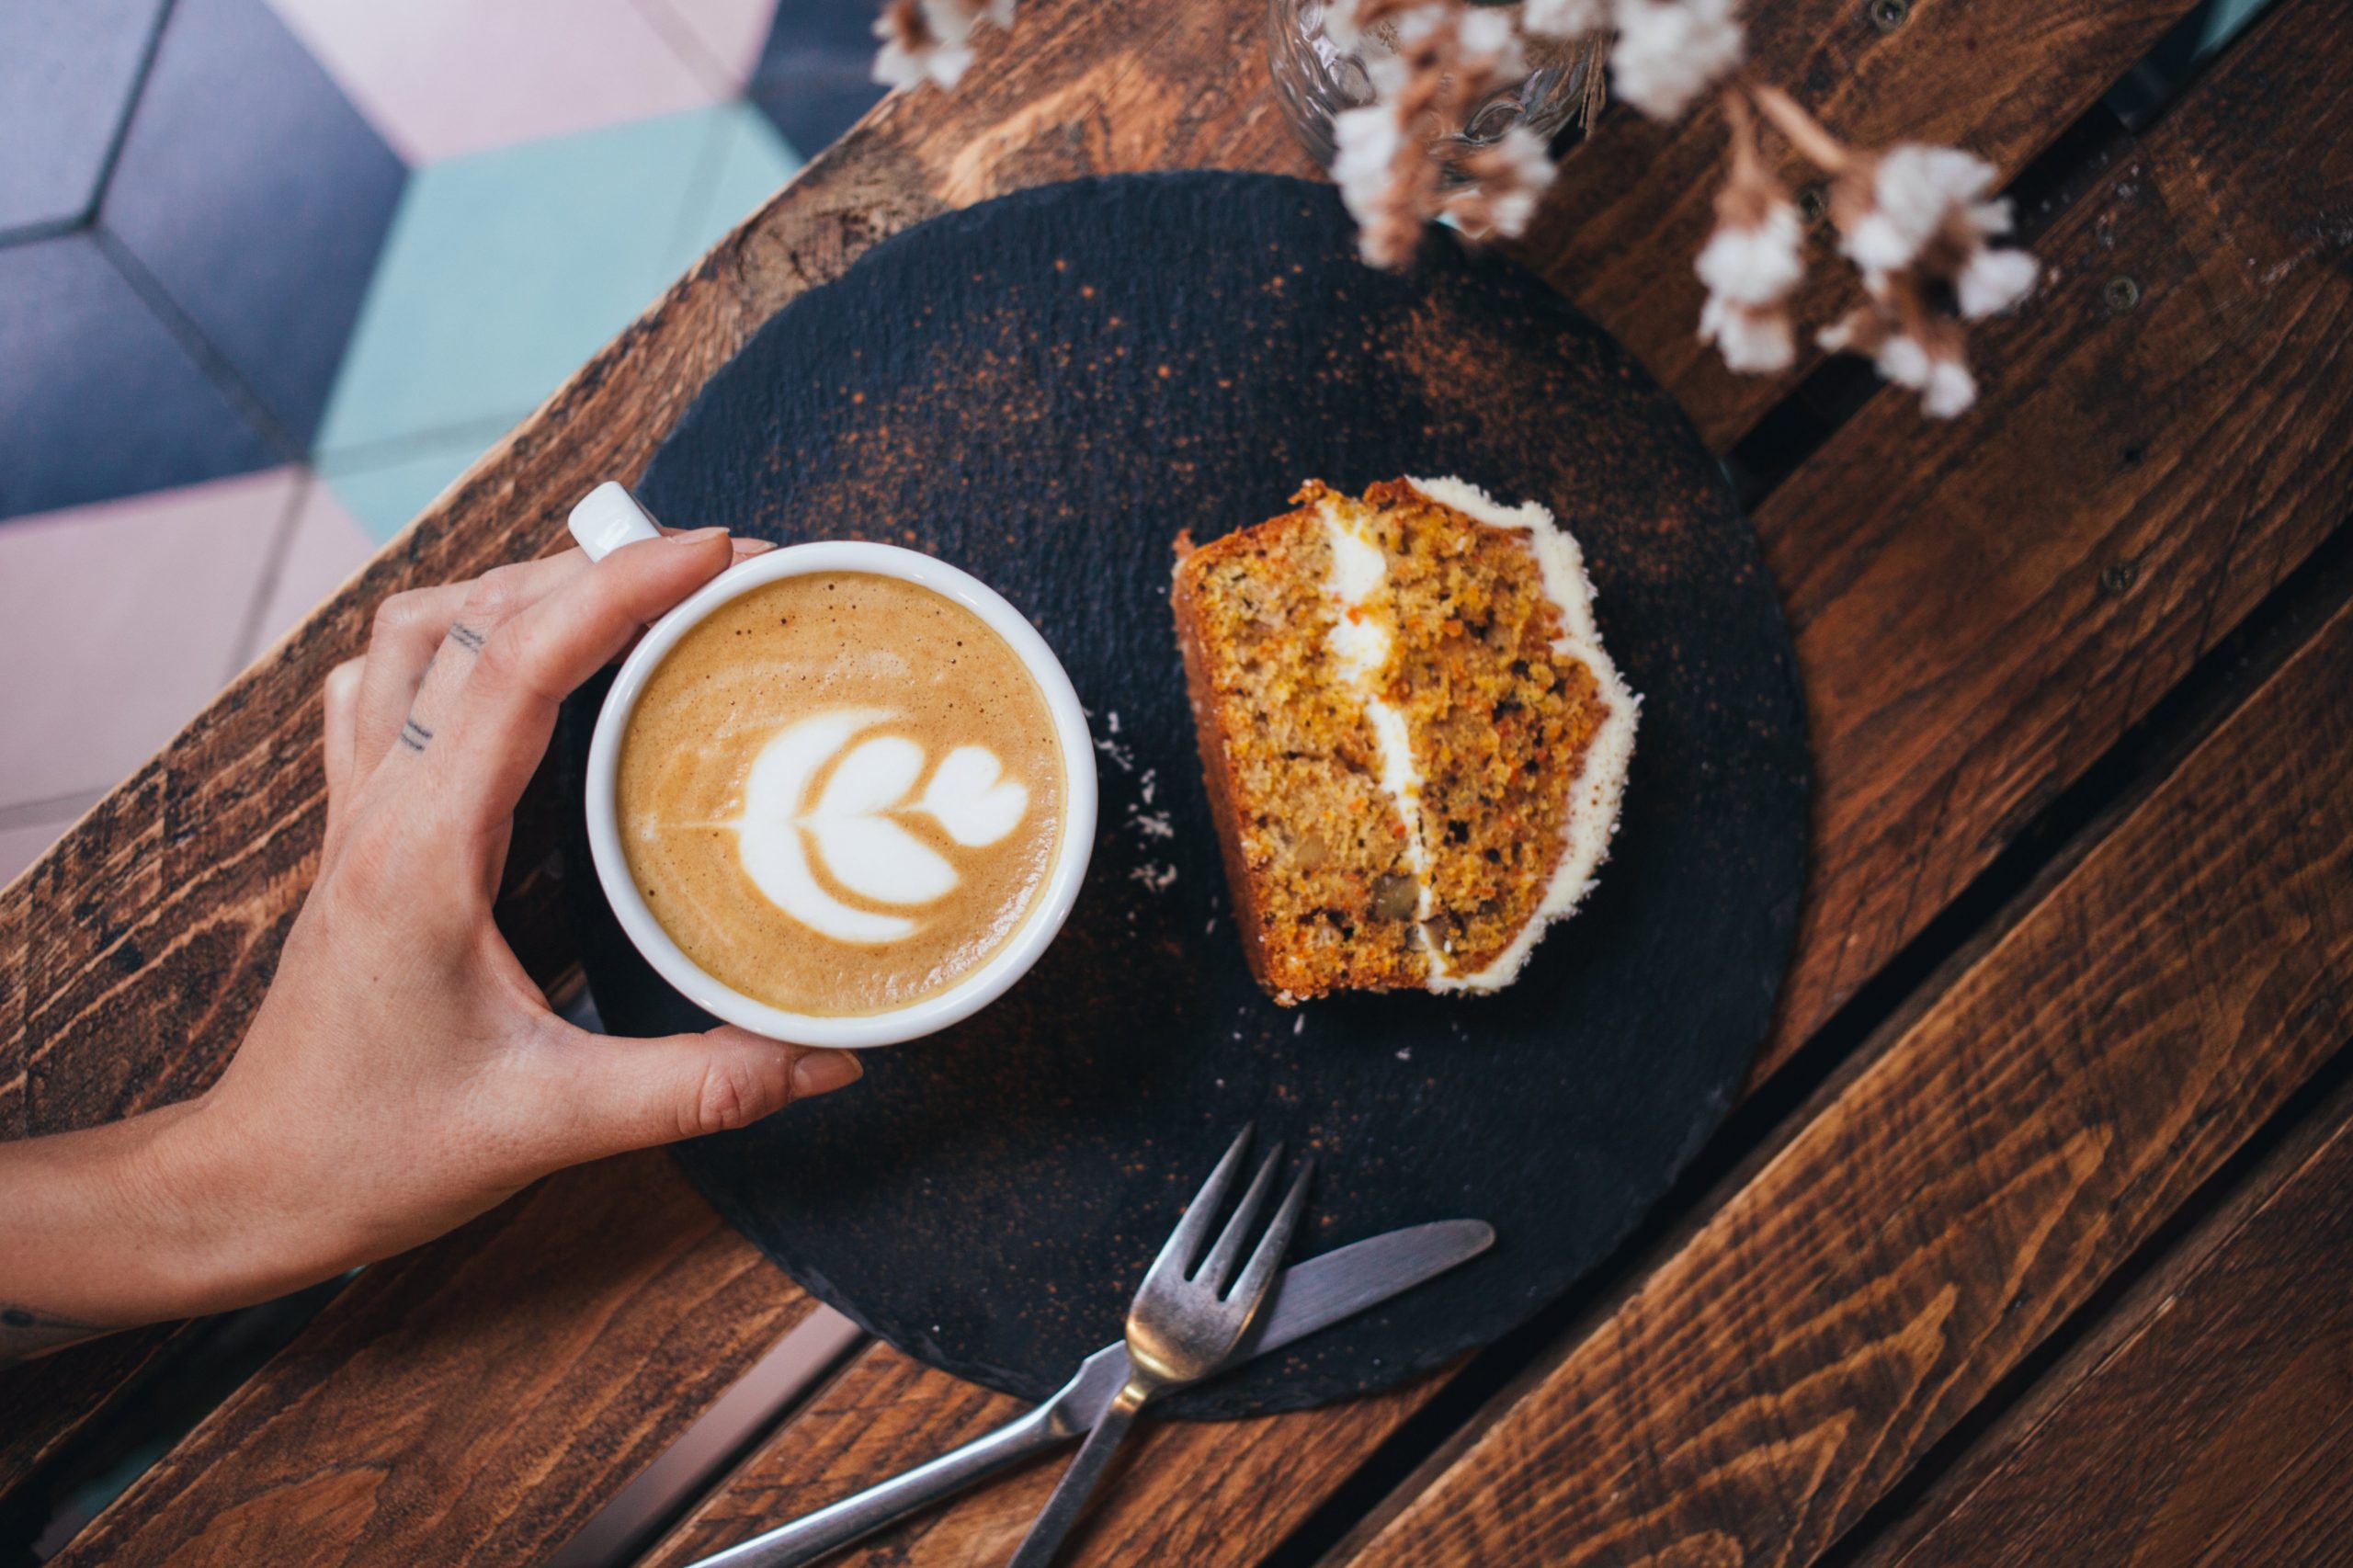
[618,572,1065,1017]
[736,710,1031,944]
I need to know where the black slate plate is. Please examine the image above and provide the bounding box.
[556,172,1808,1419]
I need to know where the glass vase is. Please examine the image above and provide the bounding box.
[1267,0,1600,167]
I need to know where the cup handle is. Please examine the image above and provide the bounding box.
[568,482,665,561]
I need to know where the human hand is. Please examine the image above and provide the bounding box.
[0,529,861,1336]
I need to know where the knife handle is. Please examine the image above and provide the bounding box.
[685,1402,1071,1568]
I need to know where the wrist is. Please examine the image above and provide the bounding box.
[120,1095,353,1317]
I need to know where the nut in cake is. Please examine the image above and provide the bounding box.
[1172,477,1637,1003]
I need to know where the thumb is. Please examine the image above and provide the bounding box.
[551,1027,864,1160]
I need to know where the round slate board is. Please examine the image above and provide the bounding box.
[556,171,1808,1419]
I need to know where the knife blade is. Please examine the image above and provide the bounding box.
[688,1219,1495,1568]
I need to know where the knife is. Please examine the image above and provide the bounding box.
[684,1219,1495,1568]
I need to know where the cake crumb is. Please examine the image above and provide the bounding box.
[1293,1016,1305,1035]
[1395,1047,1413,1061]
[1131,862,1178,892]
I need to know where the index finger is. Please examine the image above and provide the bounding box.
[429,528,740,830]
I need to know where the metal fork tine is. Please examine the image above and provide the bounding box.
[1194,1144,1283,1293]
[1225,1161,1313,1308]
[1143,1125,1252,1286]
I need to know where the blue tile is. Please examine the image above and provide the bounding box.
[317,107,734,458]
[0,234,278,521]
[0,0,169,238]
[751,0,885,153]
[668,102,801,270]
[101,0,405,449]
[762,0,881,60]
[320,435,490,544]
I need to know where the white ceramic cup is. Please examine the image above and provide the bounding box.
[570,483,1097,1047]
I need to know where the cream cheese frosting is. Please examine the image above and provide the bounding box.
[1313,477,1640,993]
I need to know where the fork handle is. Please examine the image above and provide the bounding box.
[684,1401,1068,1568]
[1006,1381,1150,1568]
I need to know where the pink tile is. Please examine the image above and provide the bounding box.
[0,812,81,892]
[265,0,724,163]
[240,480,377,665]
[0,468,301,808]
[635,0,778,89]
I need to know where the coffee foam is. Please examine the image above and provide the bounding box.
[618,573,1063,1017]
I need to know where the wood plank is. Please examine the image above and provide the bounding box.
[631,2,2353,1561]
[1520,0,2210,449]
[1333,582,2353,1564]
[48,1152,818,1567]
[640,1346,1442,1568]
[1753,0,2353,1076]
[0,0,1310,1532]
[7,0,2328,1551]
[1851,1074,2353,1568]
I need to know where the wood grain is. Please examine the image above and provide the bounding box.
[48,1152,819,1567]
[0,0,1305,1506]
[1750,0,2353,1076]
[1851,1074,2353,1568]
[1335,549,2353,1568]
[8,0,2344,1556]
[1521,0,2214,449]
[0,0,1311,1535]
[626,2,2353,1560]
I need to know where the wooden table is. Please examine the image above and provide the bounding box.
[6,0,2351,1561]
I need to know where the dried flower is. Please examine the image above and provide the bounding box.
[1700,297,1795,372]
[1839,144,1994,278]
[1520,0,1612,40]
[1447,125,1557,240]
[1695,91,1802,372]
[1610,0,1745,122]
[1333,103,1423,266]
[1817,291,1979,418]
[872,0,1014,90]
[1331,1,1551,267]
[1956,245,2038,319]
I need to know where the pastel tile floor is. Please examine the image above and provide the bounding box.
[0,0,872,886]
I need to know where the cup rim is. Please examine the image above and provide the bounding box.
[585,540,1097,1047]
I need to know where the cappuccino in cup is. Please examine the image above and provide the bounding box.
[572,485,1095,1047]
[618,572,1066,1018]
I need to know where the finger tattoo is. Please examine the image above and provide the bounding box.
[398,717,434,754]
[447,622,486,653]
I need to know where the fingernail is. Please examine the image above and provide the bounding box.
[732,537,779,556]
[670,526,730,546]
[792,1049,863,1098]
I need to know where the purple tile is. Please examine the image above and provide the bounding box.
[266,0,725,164]
[103,0,406,449]
[638,0,782,89]
[751,0,885,153]
[764,0,880,59]
[0,233,279,520]
[0,468,300,807]
[240,478,375,662]
[0,812,79,891]
[0,0,170,238]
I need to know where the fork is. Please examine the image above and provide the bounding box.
[1006,1126,1313,1568]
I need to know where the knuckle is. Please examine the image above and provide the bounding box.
[464,564,533,626]
[328,819,403,903]
[372,590,435,645]
[476,623,551,701]
[688,1057,773,1138]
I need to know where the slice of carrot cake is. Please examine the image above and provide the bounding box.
[1172,477,1637,1003]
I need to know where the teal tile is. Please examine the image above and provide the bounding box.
[320,434,490,542]
[316,106,736,458]
[669,100,801,270]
